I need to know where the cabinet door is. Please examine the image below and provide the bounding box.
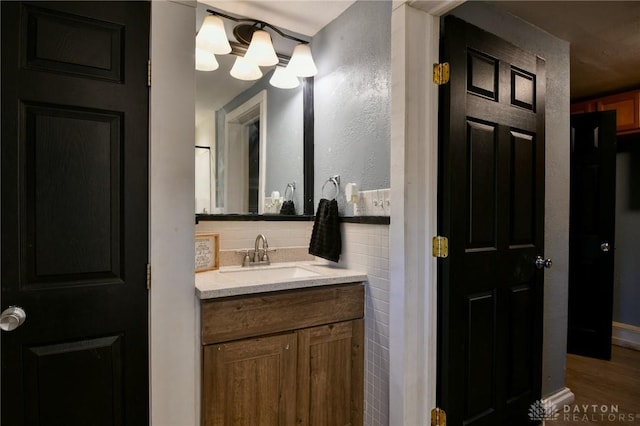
[597,90,640,133]
[203,333,297,426]
[296,320,364,426]
[571,100,596,115]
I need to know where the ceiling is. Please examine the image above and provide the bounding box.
[197,1,640,103]
[199,0,356,36]
[489,1,640,101]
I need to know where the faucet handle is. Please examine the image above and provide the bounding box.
[236,250,251,266]
[262,248,276,262]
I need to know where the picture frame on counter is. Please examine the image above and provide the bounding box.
[195,233,219,273]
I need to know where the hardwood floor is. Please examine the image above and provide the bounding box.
[548,345,640,425]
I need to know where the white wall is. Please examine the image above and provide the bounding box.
[389,3,441,425]
[150,2,197,425]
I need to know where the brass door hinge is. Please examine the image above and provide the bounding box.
[433,62,450,85]
[147,59,152,87]
[146,263,151,290]
[431,407,447,426]
[432,236,449,258]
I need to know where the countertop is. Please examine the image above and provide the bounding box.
[195,261,367,299]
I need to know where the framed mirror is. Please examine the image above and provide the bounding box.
[195,3,314,217]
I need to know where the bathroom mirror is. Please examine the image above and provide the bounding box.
[195,3,313,217]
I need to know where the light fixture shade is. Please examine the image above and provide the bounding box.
[287,44,317,77]
[195,48,219,71]
[269,66,299,89]
[196,15,231,55]
[244,30,278,67]
[230,56,263,81]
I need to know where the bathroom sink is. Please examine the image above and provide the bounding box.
[196,261,369,299]
[218,265,320,282]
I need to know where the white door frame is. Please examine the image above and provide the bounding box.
[389,2,463,425]
[224,90,267,214]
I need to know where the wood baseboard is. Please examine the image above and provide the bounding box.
[612,321,640,351]
[542,387,575,410]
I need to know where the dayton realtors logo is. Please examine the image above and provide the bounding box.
[528,400,560,422]
[561,404,637,423]
[529,400,639,423]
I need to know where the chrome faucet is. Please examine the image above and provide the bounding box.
[244,233,268,266]
[239,234,273,266]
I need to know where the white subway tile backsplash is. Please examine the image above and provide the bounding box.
[352,188,390,217]
[340,222,390,426]
[195,220,314,250]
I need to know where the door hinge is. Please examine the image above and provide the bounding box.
[432,236,449,258]
[147,59,151,87]
[146,263,151,290]
[431,407,447,426]
[433,62,450,85]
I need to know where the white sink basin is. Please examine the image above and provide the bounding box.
[196,261,368,299]
[218,265,320,282]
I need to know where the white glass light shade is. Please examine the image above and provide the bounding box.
[244,30,278,67]
[287,44,317,77]
[196,15,231,55]
[230,56,263,81]
[195,48,219,71]
[269,66,299,89]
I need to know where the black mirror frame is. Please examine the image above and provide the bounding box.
[196,77,314,221]
[302,77,314,216]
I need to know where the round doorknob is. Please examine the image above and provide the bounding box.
[600,242,611,252]
[535,256,552,270]
[0,306,26,331]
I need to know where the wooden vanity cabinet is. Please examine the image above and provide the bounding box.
[201,283,364,426]
[203,333,298,425]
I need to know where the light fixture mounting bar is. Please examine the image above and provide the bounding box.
[205,8,309,45]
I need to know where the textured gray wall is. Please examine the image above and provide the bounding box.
[216,70,304,212]
[614,151,640,326]
[450,2,571,398]
[312,0,391,215]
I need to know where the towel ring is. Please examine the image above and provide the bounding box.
[284,182,295,201]
[321,176,340,199]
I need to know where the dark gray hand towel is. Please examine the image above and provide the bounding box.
[279,200,296,215]
[308,198,341,262]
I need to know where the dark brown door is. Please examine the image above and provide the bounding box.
[438,16,546,426]
[1,2,149,425]
[568,111,617,360]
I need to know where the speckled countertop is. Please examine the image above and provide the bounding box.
[195,261,367,299]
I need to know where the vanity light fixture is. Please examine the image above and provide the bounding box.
[196,15,231,55]
[195,47,219,71]
[244,30,279,67]
[287,44,318,78]
[196,8,317,86]
[269,66,300,89]
[230,56,263,81]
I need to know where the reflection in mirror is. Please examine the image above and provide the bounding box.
[195,2,310,216]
